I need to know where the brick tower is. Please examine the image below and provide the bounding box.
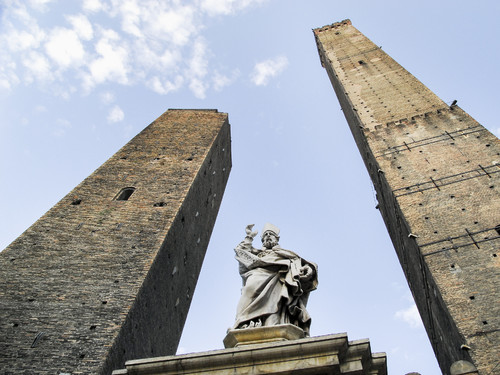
[314,20,499,375]
[0,109,231,374]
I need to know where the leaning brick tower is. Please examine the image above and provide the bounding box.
[0,109,231,374]
[314,20,499,375]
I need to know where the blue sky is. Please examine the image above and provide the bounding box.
[1,1,499,374]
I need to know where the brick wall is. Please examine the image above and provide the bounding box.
[0,109,232,374]
[315,21,499,375]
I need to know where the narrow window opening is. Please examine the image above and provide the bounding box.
[114,187,135,201]
[71,199,82,205]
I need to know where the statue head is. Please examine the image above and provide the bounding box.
[261,223,280,249]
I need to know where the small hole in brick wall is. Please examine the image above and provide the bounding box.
[450,142,455,145]
[450,195,455,198]
[425,217,429,220]
[483,321,488,325]
[71,199,82,205]
[474,221,478,224]
[153,157,160,161]
[80,354,85,359]
[358,60,365,65]
[90,325,96,330]
[493,253,497,257]
[432,169,436,172]
[419,203,423,206]
[120,156,127,160]
[153,202,166,207]
[486,144,490,147]
[462,208,466,211]
[469,296,475,300]
[397,166,401,169]
[102,301,107,305]
[335,31,340,35]
[495,225,500,235]
[434,231,438,234]
[114,280,119,283]
[13,323,19,327]
[114,187,135,201]
[450,264,455,268]
[186,156,193,161]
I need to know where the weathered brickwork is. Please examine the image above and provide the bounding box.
[0,109,232,374]
[315,20,499,375]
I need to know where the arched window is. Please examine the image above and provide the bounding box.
[114,187,136,201]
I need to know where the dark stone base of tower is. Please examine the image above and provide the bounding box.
[315,20,499,375]
[0,109,231,374]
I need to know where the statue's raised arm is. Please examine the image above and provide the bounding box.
[232,223,318,335]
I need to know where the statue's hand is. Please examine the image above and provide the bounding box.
[299,265,314,281]
[244,224,258,244]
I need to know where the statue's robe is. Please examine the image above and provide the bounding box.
[233,243,318,335]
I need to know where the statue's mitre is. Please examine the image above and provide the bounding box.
[261,223,280,237]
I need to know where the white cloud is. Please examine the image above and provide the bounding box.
[67,14,94,41]
[23,51,53,82]
[83,0,106,13]
[189,78,207,99]
[45,27,86,68]
[0,0,266,98]
[84,29,129,90]
[148,75,184,95]
[150,5,196,46]
[107,105,125,123]
[200,0,267,16]
[29,0,56,12]
[395,304,422,329]
[5,28,43,52]
[100,91,115,104]
[213,69,239,91]
[114,0,143,38]
[251,55,288,86]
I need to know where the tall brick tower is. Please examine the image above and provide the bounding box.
[0,109,231,374]
[314,20,499,375]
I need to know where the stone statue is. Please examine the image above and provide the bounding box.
[232,223,318,336]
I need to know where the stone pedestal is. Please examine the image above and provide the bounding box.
[223,324,305,348]
[112,332,387,375]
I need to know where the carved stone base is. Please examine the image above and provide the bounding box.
[112,332,387,375]
[223,324,305,348]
